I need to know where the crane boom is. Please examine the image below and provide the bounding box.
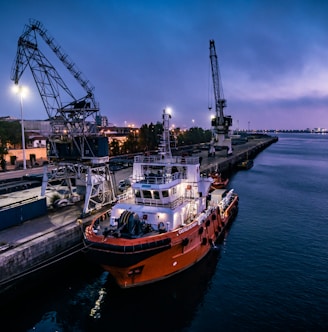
[208,39,233,156]
[11,19,96,111]
[11,19,107,162]
[209,39,226,127]
[11,19,115,215]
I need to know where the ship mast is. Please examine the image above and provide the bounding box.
[158,109,172,160]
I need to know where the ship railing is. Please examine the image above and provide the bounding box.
[134,171,186,185]
[135,196,183,209]
[134,155,199,165]
[116,189,133,202]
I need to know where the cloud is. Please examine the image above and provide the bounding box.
[1,0,328,130]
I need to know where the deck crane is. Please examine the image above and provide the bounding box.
[11,19,117,215]
[208,39,233,156]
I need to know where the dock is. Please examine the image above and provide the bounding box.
[0,134,277,292]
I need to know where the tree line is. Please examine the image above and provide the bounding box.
[0,119,212,170]
[110,121,212,155]
[0,120,24,170]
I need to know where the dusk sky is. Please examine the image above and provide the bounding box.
[1,0,327,130]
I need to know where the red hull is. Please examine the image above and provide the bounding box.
[84,196,238,288]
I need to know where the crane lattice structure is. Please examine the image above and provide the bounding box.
[11,19,116,215]
[208,39,233,156]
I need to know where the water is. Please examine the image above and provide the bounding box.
[1,133,327,331]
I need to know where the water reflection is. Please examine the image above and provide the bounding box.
[86,248,221,332]
[0,244,224,332]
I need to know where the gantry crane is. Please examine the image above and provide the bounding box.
[208,39,233,156]
[11,19,117,215]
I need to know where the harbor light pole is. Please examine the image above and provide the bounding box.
[13,85,27,170]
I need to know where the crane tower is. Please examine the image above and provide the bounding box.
[11,19,116,215]
[208,39,233,156]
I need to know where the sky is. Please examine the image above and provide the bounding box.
[1,0,327,130]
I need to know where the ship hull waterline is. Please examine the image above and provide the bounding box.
[84,197,238,288]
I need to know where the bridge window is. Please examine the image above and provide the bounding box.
[143,190,152,199]
[162,190,169,198]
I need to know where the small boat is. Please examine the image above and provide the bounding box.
[210,172,229,190]
[236,159,254,170]
[83,109,239,288]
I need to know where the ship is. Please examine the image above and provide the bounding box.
[83,109,239,288]
[209,172,229,191]
[236,159,254,170]
[236,151,254,170]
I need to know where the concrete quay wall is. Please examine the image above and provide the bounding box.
[200,136,278,174]
[0,220,86,288]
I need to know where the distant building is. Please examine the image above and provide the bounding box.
[23,119,52,137]
[96,115,109,127]
[1,117,49,168]
[313,127,327,133]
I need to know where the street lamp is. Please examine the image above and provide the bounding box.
[13,85,28,170]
